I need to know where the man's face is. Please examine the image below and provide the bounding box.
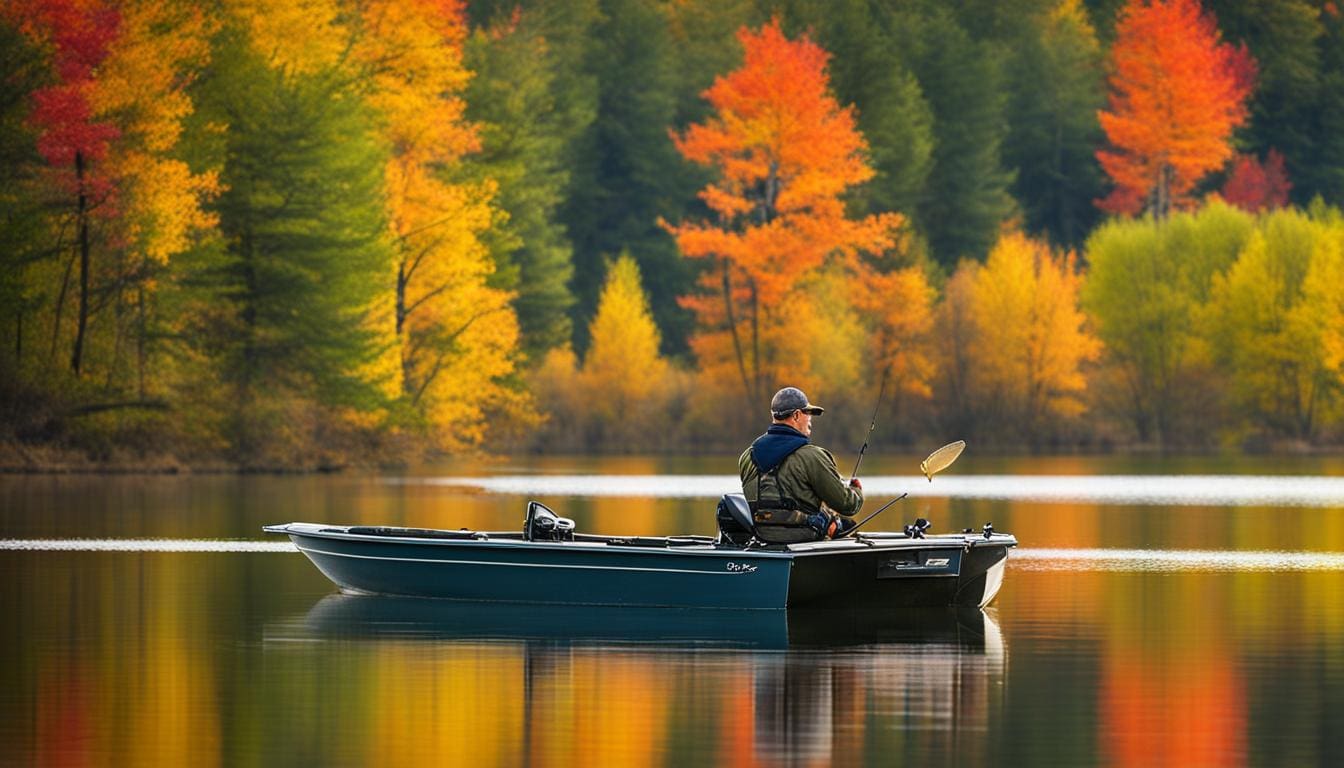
[789,410,813,436]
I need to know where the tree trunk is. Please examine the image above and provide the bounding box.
[721,259,752,411]
[71,151,91,376]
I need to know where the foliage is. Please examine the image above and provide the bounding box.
[349,0,530,452]
[1001,0,1106,248]
[1201,207,1344,439]
[1082,202,1254,445]
[1096,0,1255,218]
[1220,150,1291,213]
[891,3,1016,264]
[190,26,396,462]
[562,0,695,356]
[1206,0,1325,205]
[962,232,1100,441]
[463,7,589,361]
[579,254,674,447]
[669,18,906,415]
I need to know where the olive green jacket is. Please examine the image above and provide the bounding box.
[739,443,864,517]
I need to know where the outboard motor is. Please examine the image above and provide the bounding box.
[524,501,575,542]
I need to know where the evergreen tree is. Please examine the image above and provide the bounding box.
[1206,0,1325,204]
[773,0,935,230]
[463,0,598,361]
[999,0,1105,248]
[561,0,696,356]
[190,33,395,459]
[890,4,1016,265]
[0,22,50,378]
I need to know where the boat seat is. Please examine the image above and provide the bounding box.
[717,494,755,546]
[717,493,819,546]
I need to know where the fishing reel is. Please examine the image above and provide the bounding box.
[903,517,931,539]
[524,501,575,542]
[962,522,996,539]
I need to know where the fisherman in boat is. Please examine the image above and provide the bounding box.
[740,387,864,540]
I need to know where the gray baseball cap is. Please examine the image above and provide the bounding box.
[771,386,825,417]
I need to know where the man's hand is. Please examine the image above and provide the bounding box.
[849,477,862,491]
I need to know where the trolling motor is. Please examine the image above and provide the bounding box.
[524,501,575,542]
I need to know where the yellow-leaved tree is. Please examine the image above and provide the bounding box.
[93,0,218,397]
[579,254,675,448]
[351,0,530,450]
[963,231,1100,442]
[1202,208,1344,440]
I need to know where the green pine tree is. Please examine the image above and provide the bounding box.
[189,33,395,460]
[463,6,597,363]
[560,0,697,356]
[891,3,1016,265]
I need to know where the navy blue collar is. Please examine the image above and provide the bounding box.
[750,424,810,474]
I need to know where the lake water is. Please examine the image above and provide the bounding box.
[3,454,1344,766]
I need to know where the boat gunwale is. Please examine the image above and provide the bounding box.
[265,522,1017,559]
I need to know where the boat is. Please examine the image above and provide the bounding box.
[265,443,1015,610]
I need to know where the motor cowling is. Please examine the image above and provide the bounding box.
[526,501,575,541]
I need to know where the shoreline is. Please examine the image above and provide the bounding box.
[2,440,1338,477]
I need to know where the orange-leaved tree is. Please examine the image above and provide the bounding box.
[1096,0,1256,219]
[351,0,527,449]
[668,18,907,410]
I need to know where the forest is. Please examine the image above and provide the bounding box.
[2,0,1343,467]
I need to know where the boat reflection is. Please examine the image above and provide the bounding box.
[283,593,1002,651]
[268,595,1006,762]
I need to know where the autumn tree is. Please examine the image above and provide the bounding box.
[86,0,217,399]
[1201,207,1344,440]
[579,254,673,447]
[1220,150,1291,213]
[1083,201,1253,445]
[350,0,529,451]
[962,232,1100,442]
[669,19,906,410]
[15,0,121,378]
[0,20,50,378]
[1096,0,1256,219]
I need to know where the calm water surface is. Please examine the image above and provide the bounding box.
[3,454,1344,766]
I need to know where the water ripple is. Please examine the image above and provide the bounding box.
[1013,548,1344,572]
[407,474,1344,507]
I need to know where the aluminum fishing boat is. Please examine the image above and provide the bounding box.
[265,495,1015,610]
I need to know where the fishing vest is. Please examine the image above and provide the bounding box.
[749,450,822,544]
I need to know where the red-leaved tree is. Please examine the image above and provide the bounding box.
[14,0,121,375]
[1220,149,1291,212]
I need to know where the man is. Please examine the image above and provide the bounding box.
[739,386,863,540]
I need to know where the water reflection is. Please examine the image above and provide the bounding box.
[275,594,1000,650]
[266,596,1007,765]
[7,459,1344,766]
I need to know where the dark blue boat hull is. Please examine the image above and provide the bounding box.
[265,523,1014,610]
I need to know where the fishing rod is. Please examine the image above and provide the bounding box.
[849,366,889,482]
[840,439,967,538]
[842,492,907,538]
